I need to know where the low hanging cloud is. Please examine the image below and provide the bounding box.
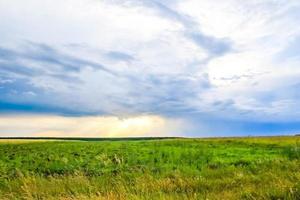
[0,115,189,137]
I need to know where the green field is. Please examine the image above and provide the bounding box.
[0,137,300,199]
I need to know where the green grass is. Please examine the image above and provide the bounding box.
[0,136,300,199]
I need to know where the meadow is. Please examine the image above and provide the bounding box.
[0,136,300,199]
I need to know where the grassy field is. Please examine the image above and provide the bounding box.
[0,136,300,199]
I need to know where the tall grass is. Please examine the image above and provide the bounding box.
[0,137,300,199]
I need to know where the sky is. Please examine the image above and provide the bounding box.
[1,0,300,137]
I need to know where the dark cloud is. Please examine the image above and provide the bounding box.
[186,116,300,137]
[0,74,102,116]
[0,101,97,116]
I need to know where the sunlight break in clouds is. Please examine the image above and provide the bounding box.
[0,115,188,137]
[1,0,300,136]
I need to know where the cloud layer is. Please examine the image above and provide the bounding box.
[0,115,188,137]
[1,0,300,136]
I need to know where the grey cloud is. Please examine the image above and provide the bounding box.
[188,33,232,56]
[143,0,233,56]
[0,42,118,81]
[114,73,212,116]
[49,74,83,84]
[0,75,43,102]
[0,72,101,116]
[147,0,233,50]
[106,51,134,62]
[0,61,44,77]
[212,99,235,111]
[0,40,225,118]
[0,47,18,60]
[24,42,115,75]
[110,0,234,60]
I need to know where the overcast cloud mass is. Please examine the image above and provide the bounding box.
[1,0,300,137]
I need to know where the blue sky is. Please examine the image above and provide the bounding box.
[1,0,300,137]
